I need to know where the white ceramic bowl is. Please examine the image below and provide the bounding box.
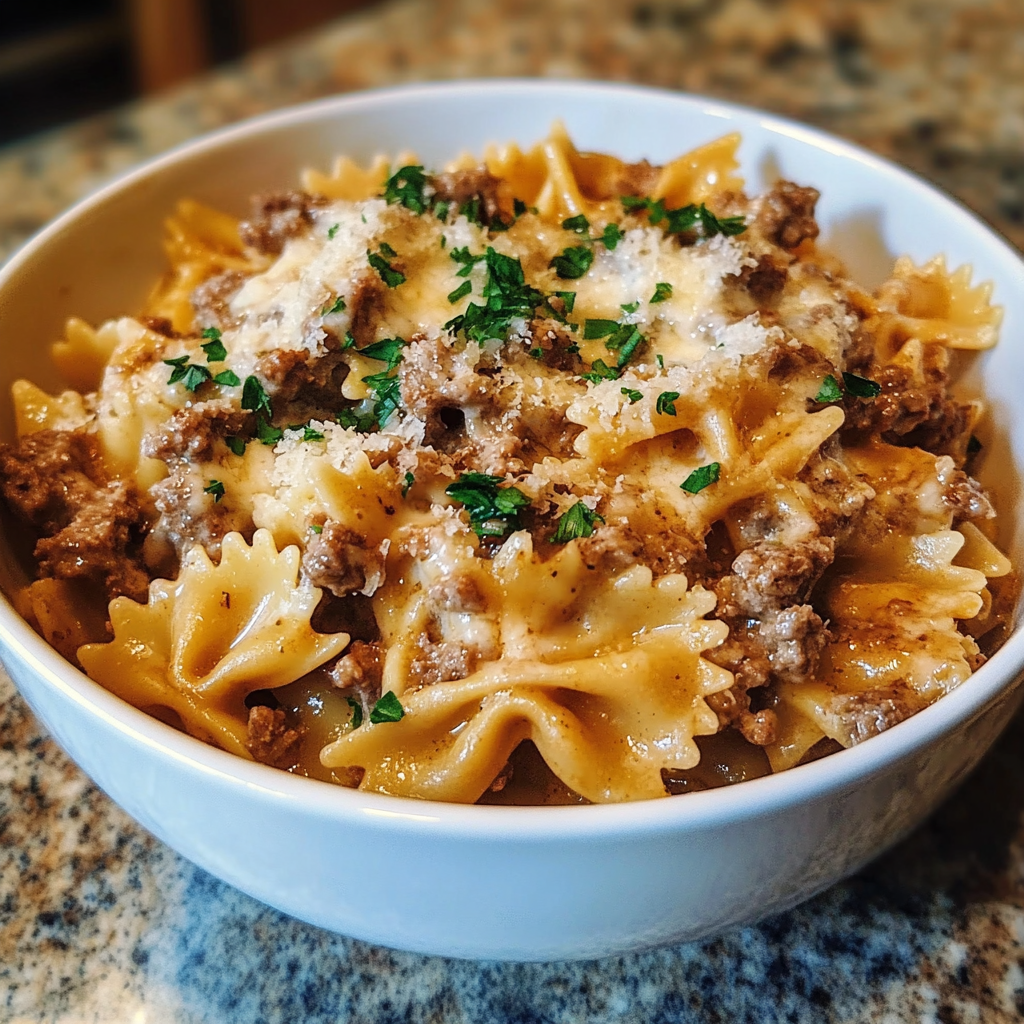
[1,81,1023,962]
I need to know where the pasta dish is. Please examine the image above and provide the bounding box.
[0,127,1012,804]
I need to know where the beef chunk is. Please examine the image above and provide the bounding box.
[430,167,513,227]
[302,522,387,597]
[409,640,479,687]
[142,402,249,463]
[328,640,384,718]
[246,705,304,769]
[841,351,974,456]
[757,181,820,250]
[191,270,246,331]
[0,429,148,600]
[239,191,323,255]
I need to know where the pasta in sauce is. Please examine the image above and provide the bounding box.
[0,126,1013,804]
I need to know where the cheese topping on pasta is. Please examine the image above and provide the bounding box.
[0,126,1012,804]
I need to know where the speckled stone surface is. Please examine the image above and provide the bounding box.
[2,1,1024,1020]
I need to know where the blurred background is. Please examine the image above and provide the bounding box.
[0,0,378,145]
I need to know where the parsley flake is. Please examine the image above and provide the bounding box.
[201,326,222,342]
[445,248,544,346]
[310,523,323,535]
[621,387,643,404]
[255,419,284,446]
[180,364,212,392]
[435,202,450,222]
[445,472,531,538]
[681,463,721,494]
[382,165,431,215]
[814,375,844,403]
[622,197,746,238]
[225,436,246,456]
[842,372,881,399]
[602,223,625,250]
[359,336,407,371]
[213,369,241,387]
[450,246,486,277]
[370,691,404,724]
[448,279,472,304]
[337,406,377,433]
[201,337,228,362]
[321,296,346,316]
[328,223,340,240]
[361,371,402,427]
[204,480,225,503]
[579,359,620,383]
[562,214,590,234]
[241,376,273,420]
[620,300,640,314]
[401,471,415,497]
[347,695,363,728]
[656,391,680,416]
[302,426,325,442]
[550,245,594,279]
[551,501,604,543]
[583,318,620,340]
[368,247,405,288]
[651,282,673,304]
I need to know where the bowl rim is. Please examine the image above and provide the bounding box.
[2,77,1024,839]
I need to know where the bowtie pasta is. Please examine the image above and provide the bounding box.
[0,126,1013,804]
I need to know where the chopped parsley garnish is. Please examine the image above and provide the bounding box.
[241,375,273,420]
[370,691,404,724]
[359,336,407,371]
[342,331,357,350]
[550,245,594,279]
[225,436,246,456]
[162,355,205,392]
[450,246,486,277]
[579,358,620,383]
[814,375,844,403]
[551,501,605,543]
[621,197,746,238]
[310,523,323,534]
[402,471,415,497]
[368,247,405,288]
[656,391,680,416]
[204,480,225,502]
[445,247,544,346]
[255,419,284,445]
[562,214,590,234]
[621,387,643,404]
[380,241,398,258]
[605,325,644,367]
[620,300,640,314]
[328,223,340,240]
[346,695,363,728]
[459,196,485,227]
[448,280,472,304]
[514,198,528,217]
[445,472,531,538]
[321,296,346,316]
[337,406,377,433]
[212,369,241,387]
[200,329,227,361]
[842,371,881,399]
[301,426,325,442]
[361,371,402,428]
[651,282,673,303]
[656,354,665,369]
[583,318,620,340]
[382,165,431,215]
[601,223,625,250]
[435,202,450,221]
[681,463,721,494]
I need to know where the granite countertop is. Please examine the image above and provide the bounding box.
[2,1,1024,1020]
